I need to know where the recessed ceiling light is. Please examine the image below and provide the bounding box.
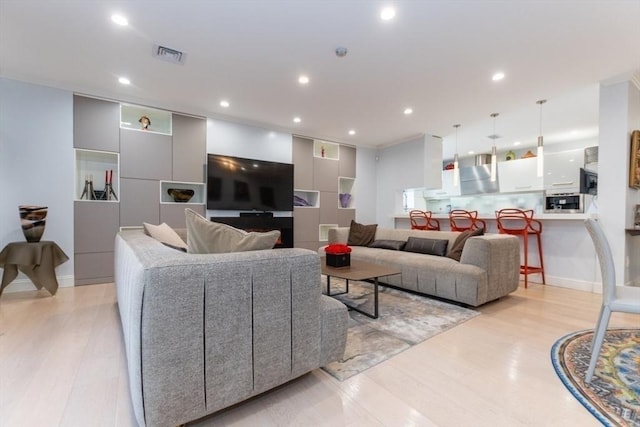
[492,72,505,81]
[220,100,230,108]
[111,14,128,26]
[293,117,301,123]
[380,7,396,20]
[348,130,356,135]
[468,151,475,155]
[118,77,130,85]
[298,75,310,85]
[513,141,521,146]
[404,108,413,115]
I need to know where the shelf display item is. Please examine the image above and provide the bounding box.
[18,205,48,242]
[167,188,194,203]
[506,150,516,161]
[139,115,151,130]
[339,193,351,208]
[104,169,118,200]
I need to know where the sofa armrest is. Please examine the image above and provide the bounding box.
[319,295,348,366]
[460,234,520,300]
[327,227,350,244]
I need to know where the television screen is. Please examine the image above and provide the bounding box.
[207,154,294,211]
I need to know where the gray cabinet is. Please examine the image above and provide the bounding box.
[74,201,120,254]
[173,114,206,182]
[293,136,314,189]
[339,145,356,178]
[160,204,204,229]
[313,157,340,192]
[120,130,172,180]
[120,178,160,226]
[73,96,119,151]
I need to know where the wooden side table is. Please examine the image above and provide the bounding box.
[0,241,69,296]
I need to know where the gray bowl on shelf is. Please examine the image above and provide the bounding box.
[168,188,195,203]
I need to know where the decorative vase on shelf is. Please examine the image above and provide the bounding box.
[19,205,48,242]
[339,193,351,208]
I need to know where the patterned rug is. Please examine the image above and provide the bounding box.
[321,279,479,381]
[551,329,640,427]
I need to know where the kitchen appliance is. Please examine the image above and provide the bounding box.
[460,164,500,195]
[579,167,598,195]
[544,192,584,213]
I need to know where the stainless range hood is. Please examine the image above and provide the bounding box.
[460,164,500,195]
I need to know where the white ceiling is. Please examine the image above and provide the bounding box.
[1,1,639,158]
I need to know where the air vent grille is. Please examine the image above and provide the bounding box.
[152,44,186,65]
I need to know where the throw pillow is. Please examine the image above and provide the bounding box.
[368,239,407,251]
[403,237,449,256]
[446,228,484,261]
[185,208,280,254]
[143,222,188,251]
[347,220,377,246]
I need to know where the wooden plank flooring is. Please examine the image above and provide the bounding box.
[0,282,636,426]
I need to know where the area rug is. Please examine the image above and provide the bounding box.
[321,279,479,381]
[550,328,640,427]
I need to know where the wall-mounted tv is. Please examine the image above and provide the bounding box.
[207,154,294,211]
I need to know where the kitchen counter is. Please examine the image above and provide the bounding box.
[394,212,591,221]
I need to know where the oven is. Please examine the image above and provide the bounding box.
[544,193,584,213]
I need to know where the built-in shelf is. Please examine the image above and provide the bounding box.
[160,181,205,204]
[75,149,119,202]
[313,139,339,160]
[338,177,355,209]
[294,190,320,208]
[319,224,338,242]
[120,103,172,135]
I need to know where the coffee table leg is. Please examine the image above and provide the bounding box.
[374,277,379,319]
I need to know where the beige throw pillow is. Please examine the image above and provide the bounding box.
[185,208,280,254]
[143,222,188,251]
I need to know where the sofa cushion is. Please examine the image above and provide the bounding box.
[347,220,377,246]
[403,237,449,256]
[143,222,188,251]
[368,239,406,251]
[185,208,280,254]
[446,228,484,261]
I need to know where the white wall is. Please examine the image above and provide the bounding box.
[0,78,74,290]
[206,118,292,218]
[354,147,377,224]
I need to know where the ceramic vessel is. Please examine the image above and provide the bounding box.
[19,205,48,242]
[168,188,194,203]
[339,193,351,208]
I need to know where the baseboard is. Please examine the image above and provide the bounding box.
[1,275,74,294]
[528,275,601,294]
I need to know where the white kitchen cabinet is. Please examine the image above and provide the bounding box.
[423,170,461,198]
[544,149,582,194]
[498,157,543,193]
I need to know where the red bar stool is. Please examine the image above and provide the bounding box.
[409,210,440,231]
[495,208,545,288]
[449,209,487,231]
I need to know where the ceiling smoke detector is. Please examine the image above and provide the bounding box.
[152,44,187,65]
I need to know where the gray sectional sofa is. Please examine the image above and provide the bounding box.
[114,229,348,427]
[323,227,520,307]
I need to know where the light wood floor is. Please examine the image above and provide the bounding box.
[1,282,637,427]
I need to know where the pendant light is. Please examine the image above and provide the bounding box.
[453,124,461,187]
[489,113,499,182]
[536,99,547,177]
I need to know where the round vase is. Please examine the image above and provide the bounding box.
[19,205,48,242]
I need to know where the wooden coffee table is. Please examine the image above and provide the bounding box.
[321,259,400,319]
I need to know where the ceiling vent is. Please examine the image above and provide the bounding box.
[152,44,187,65]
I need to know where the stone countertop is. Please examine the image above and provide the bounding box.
[393,212,591,220]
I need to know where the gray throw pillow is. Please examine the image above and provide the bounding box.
[403,237,449,256]
[185,208,280,254]
[347,220,377,246]
[368,239,406,251]
[446,228,484,261]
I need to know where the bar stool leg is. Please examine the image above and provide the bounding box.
[536,232,546,284]
[522,231,529,288]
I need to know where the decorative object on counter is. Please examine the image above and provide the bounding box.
[293,194,311,207]
[339,193,351,208]
[324,243,352,267]
[80,174,96,200]
[629,130,640,189]
[104,169,118,200]
[522,150,536,158]
[443,163,454,170]
[167,188,194,203]
[18,205,47,242]
[139,115,151,130]
[536,99,547,177]
[506,150,516,161]
[488,113,499,182]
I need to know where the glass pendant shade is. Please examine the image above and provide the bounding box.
[490,145,497,182]
[453,124,460,187]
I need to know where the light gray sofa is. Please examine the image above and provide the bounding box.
[115,229,348,427]
[323,227,520,307]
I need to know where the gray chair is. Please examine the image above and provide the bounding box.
[584,218,640,383]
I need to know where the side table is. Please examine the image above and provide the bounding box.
[0,241,69,296]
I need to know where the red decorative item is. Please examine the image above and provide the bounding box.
[325,244,351,267]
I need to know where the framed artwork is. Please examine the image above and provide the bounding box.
[631,130,640,189]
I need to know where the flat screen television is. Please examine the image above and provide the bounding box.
[207,154,294,211]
